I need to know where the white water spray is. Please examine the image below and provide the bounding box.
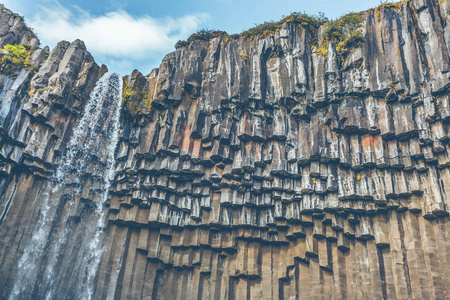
[10,72,123,300]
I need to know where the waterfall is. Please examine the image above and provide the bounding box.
[9,72,123,300]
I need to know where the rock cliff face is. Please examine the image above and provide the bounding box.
[2,1,450,299]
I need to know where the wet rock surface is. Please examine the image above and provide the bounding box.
[3,1,450,299]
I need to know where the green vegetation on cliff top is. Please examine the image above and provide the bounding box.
[127,1,408,116]
[175,12,328,49]
[240,12,328,41]
[316,12,365,59]
[174,0,408,59]
[175,29,229,49]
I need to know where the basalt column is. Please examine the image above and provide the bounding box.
[2,1,450,299]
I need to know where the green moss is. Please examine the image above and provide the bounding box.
[0,44,31,73]
[175,40,189,49]
[38,87,53,92]
[238,48,249,63]
[122,77,151,117]
[316,12,365,59]
[336,30,365,57]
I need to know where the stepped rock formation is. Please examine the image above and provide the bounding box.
[3,0,450,299]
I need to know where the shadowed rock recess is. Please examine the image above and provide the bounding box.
[4,0,450,298]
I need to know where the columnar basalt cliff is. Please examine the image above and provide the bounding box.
[2,1,450,299]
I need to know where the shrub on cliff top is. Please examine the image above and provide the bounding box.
[240,12,328,42]
[175,13,327,49]
[375,1,406,21]
[315,12,365,58]
[175,29,228,49]
[174,1,406,53]
[0,44,31,72]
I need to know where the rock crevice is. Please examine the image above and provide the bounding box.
[2,1,450,299]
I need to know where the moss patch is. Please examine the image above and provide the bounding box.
[375,1,406,21]
[0,44,31,73]
[315,12,365,59]
[122,77,152,117]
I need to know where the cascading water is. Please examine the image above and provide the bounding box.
[9,72,123,300]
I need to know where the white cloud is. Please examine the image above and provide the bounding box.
[28,1,210,59]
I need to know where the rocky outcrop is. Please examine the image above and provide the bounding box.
[0,12,108,297]
[0,6,39,49]
[3,1,450,299]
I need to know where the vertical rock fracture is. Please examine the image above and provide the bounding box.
[3,1,450,299]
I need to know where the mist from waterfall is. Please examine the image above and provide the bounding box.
[9,72,123,300]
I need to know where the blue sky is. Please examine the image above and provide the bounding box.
[3,0,390,75]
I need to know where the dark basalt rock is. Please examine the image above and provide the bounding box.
[0,6,39,49]
[3,1,450,299]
